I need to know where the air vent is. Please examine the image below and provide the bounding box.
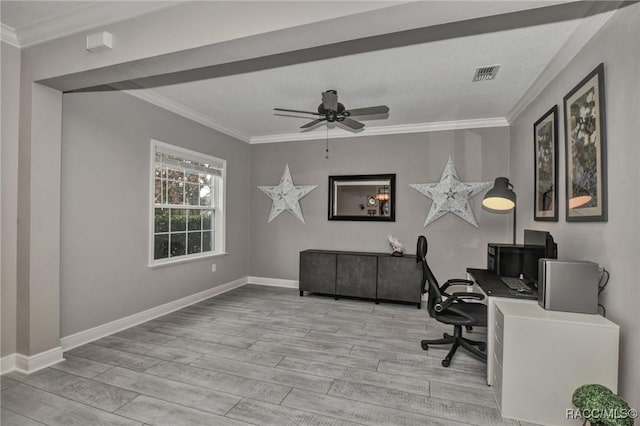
[473,65,500,82]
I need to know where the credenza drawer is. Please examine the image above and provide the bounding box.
[336,254,377,299]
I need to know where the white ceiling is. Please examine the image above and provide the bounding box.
[147,18,580,140]
[1,1,93,29]
[0,1,607,143]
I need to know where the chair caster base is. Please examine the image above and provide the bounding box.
[421,325,487,366]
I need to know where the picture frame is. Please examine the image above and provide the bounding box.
[563,63,607,222]
[534,105,559,221]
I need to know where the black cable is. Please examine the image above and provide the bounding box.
[598,268,610,294]
[596,268,609,316]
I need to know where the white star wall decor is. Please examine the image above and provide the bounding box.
[410,157,492,227]
[258,164,317,223]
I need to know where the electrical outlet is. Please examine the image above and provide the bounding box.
[211,264,217,272]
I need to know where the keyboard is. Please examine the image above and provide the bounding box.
[501,277,532,293]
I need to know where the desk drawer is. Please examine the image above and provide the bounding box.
[494,305,504,341]
[493,334,504,367]
[491,355,503,392]
[492,370,503,410]
[493,353,503,384]
[494,317,504,342]
[495,304,504,326]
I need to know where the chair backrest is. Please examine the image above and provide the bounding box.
[416,235,443,316]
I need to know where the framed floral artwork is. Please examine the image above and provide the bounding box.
[563,63,607,222]
[534,105,558,221]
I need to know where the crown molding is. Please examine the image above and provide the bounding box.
[250,117,510,144]
[1,24,19,48]
[13,2,179,48]
[121,85,506,145]
[506,3,618,123]
[122,88,251,143]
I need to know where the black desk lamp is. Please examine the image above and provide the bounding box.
[482,177,517,244]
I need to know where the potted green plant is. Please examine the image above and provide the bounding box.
[572,384,635,426]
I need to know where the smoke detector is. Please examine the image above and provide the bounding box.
[473,65,500,82]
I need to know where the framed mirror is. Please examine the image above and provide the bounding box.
[328,174,396,221]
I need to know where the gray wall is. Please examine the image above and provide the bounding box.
[8,0,395,362]
[249,128,511,282]
[1,42,21,357]
[60,91,250,337]
[509,4,639,408]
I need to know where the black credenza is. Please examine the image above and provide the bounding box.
[299,249,422,308]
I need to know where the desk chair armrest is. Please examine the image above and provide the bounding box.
[435,292,485,312]
[450,292,484,301]
[440,279,474,293]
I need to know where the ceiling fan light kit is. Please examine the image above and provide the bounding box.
[275,89,389,131]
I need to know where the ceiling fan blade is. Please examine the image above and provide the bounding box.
[274,108,320,115]
[300,118,326,129]
[345,105,389,116]
[274,113,319,120]
[341,117,365,130]
[322,91,338,111]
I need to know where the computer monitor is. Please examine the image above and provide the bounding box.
[524,229,558,259]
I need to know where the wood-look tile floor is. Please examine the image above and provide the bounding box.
[1,285,539,426]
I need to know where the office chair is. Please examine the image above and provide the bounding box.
[417,235,487,367]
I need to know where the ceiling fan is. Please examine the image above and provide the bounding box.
[274,90,389,130]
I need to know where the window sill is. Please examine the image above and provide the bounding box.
[148,252,228,269]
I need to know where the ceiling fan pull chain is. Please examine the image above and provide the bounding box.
[325,127,329,159]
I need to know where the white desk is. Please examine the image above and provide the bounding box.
[492,300,619,426]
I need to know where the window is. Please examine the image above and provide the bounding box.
[150,140,226,266]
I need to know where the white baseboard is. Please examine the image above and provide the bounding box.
[14,347,64,374]
[248,276,299,289]
[60,276,248,351]
[1,354,16,375]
